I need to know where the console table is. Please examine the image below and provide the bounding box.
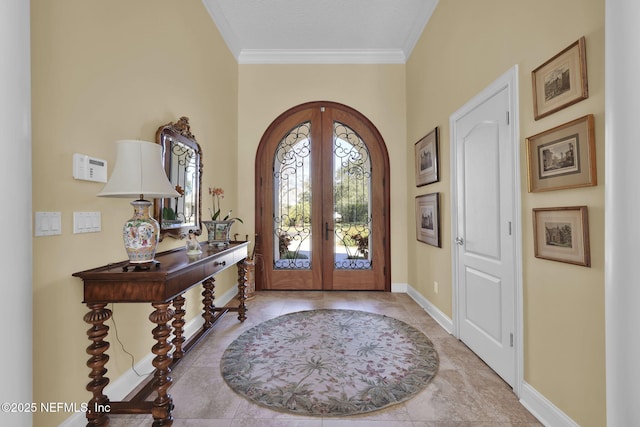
[73,241,249,427]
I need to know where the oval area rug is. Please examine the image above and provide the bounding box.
[220,309,439,416]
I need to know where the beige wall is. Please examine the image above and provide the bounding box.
[31,1,238,425]
[30,0,607,425]
[237,64,408,284]
[406,0,605,425]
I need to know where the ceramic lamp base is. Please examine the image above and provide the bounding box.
[123,199,160,264]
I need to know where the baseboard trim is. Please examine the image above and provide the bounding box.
[60,285,239,427]
[402,284,578,427]
[391,282,408,293]
[520,381,580,427]
[403,283,453,334]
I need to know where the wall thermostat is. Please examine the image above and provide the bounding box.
[73,153,108,183]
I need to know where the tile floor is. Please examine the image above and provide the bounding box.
[109,291,542,426]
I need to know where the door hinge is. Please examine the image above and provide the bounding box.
[384,266,386,276]
[510,333,514,347]
[506,111,510,125]
[508,221,512,236]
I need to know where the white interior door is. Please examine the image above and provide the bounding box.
[450,67,521,388]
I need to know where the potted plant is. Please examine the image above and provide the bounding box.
[202,187,243,246]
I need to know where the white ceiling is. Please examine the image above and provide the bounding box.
[202,0,439,64]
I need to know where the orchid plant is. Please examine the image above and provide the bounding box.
[208,187,243,223]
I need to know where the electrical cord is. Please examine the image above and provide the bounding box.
[110,303,154,377]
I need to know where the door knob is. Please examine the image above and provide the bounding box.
[455,237,464,245]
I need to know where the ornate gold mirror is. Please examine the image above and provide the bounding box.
[154,116,202,240]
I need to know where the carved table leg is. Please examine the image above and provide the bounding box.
[236,259,248,322]
[149,302,175,426]
[171,295,186,360]
[83,303,112,427]
[202,277,215,329]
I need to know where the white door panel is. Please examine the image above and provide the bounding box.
[465,267,503,343]
[451,69,520,388]
[463,123,502,260]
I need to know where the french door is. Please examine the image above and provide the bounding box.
[255,102,390,291]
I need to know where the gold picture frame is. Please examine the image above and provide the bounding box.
[414,127,439,186]
[525,114,596,193]
[532,36,588,120]
[415,192,440,247]
[532,206,590,267]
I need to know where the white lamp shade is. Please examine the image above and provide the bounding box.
[98,139,179,199]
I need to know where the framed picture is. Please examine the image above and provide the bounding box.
[525,114,596,193]
[532,206,590,267]
[414,127,439,186]
[532,36,588,120]
[415,192,440,247]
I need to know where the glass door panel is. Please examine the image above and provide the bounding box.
[273,121,312,270]
[332,122,372,270]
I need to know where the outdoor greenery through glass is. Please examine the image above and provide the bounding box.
[273,122,312,269]
[333,121,372,269]
[272,120,372,270]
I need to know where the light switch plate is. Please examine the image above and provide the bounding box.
[73,212,101,234]
[35,212,62,236]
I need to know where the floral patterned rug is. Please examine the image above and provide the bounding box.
[220,309,439,416]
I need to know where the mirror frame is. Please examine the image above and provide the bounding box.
[154,116,203,240]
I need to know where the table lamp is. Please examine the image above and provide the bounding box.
[98,139,179,270]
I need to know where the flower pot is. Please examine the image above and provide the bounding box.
[202,220,235,247]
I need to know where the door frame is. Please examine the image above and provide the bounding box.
[449,65,523,396]
[254,101,391,292]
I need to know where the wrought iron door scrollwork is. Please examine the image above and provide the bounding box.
[273,122,312,269]
[333,121,372,270]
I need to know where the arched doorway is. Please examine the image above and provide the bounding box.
[255,101,390,291]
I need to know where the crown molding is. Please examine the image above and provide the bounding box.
[202,0,242,58]
[237,49,407,65]
[402,0,439,59]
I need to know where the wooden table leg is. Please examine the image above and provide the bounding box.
[171,295,186,360]
[236,259,247,322]
[149,302,175,426]
[83,303,112,427]
[201,276,215,329]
